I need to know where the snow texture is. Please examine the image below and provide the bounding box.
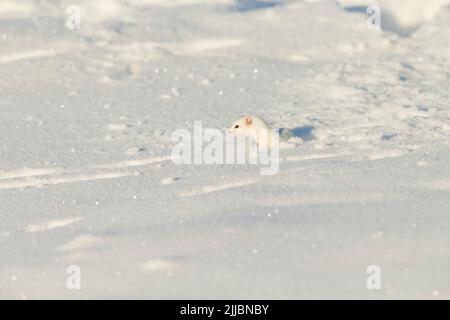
[0,0,449,299]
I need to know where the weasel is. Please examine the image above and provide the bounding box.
[227,115,294,148]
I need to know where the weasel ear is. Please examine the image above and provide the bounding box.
[244,116,252,126]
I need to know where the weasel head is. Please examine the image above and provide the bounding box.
[228,115,275,147]
[227,115,253,135]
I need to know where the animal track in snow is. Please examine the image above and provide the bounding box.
[0,167,61,180]
[25,217,83,233]
[366,150,405,160]
[0,156,173,190]
[0,48,70,64]
[0,171,133,190]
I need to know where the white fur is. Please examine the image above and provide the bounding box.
[228,115,286,148]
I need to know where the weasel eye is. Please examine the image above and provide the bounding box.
[234,125,239,129]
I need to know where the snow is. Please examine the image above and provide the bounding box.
[0,0,449,299]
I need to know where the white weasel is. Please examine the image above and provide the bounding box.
[227,115,293,148]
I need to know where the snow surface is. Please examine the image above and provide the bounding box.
[0,0,449,299]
